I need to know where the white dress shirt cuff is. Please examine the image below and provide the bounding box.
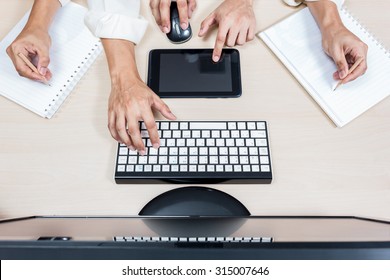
[284,0,345,8]
[58,0,70,6]
[84,12,148,44]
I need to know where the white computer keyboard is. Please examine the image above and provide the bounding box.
[115,121,272,184]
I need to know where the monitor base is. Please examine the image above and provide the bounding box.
[139,187,250,216]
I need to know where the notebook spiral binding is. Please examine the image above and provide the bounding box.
[44,39,103,118]
[341,6,390,58]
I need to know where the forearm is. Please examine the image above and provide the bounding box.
[307,0,343,34]
[24,0,61,32]
[102,39,141,88]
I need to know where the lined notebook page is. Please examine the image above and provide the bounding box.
[0,2,102,118]
[259,7,390,127]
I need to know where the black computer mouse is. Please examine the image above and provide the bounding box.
[166,1,192,44]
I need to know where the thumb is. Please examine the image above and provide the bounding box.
[36,48,51,76]
[332,48,349,80]
[199,13,216,37]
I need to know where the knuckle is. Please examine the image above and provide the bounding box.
[226,41,235,47]
[108,122,116,131]
[177,0,186,8]
[216,34,226,44]
[116,125,126,133]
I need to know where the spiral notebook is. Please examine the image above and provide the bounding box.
[259,7,390,127]
[0,2,102,119]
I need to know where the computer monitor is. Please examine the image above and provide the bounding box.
[1,215,390,259]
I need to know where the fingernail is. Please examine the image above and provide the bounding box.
[213,55,219,62]
[181,22,188,30]
[163,26,169,33]
[129,145,135,151]
[153,143,160,149]
[39,67,47,76]
[139,150,146,156]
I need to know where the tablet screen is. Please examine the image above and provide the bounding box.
[148,49,241,98]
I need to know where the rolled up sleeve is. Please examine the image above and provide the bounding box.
[85,0,148,44]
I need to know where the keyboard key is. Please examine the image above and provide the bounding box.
[171,165,179,172]
[118,156,127,164]
[180,122,188,130]
[225,165,233,172]
[117,165,125,172]
[128,156,137,164]
[179,147,188,155]
[228,122,236,129]
[237,122,246,129]
[182,130,191,138]
[211,130,220,138]
[249,147,258,155]
[119,147,128,155]
[196,139,205,146]
[160,122,169,130]
[202,130,210,138]
[259,148,268,155]
[257,122,266,129]
[189,165,197,172]
[163,130,172,138]
[135,165,143,172]
[139,156,148,164]
[251,130,266,138]
[260,156,269,164]
[221,130,230,138]
[159,147,168,155]
[206,139,215,146]
[261,165,270,172]
[243,165,251,172]
[162,165,170,172]
[170,122,179,129]
[149,156,158,164]
[247,122,256,129]
[172,130,181,138]
[216,165,224,172]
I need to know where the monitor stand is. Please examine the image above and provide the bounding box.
[139,187,250,216]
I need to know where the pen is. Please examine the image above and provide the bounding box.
[333,56,364,91]
[17,53,51,86]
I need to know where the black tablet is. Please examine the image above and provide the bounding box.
[147,49,241,98]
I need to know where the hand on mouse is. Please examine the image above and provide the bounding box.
[103,39,176,154]
[150,0,197,33]
[198,0,256,62]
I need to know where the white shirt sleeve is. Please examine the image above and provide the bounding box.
[283,0,345,8]
[58,0,70,6]
[84,0,148,45]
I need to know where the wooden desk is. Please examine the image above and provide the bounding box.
[0,0,389,220]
